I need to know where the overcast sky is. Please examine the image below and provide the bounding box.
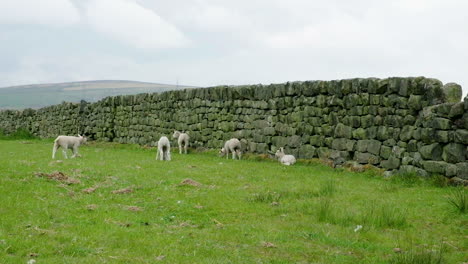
[0,0,467,97]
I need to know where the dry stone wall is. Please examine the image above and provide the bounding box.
[1,77,467,179]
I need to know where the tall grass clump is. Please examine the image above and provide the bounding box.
[362,203,407,228]
[388,245,446,264]
[317,179,337,197]
[316,198,333,222]
[446,187,467,214]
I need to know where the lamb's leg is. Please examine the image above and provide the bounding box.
[179,144,182,154]
[52,142,58,159]
[167,150,171,161]
[62,149,68,159]
[236,150,242,160]
[71,146,78,158]
[184,144,187,154]
[232,149,236,160]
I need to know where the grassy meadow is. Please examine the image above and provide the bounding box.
[0,139,466,263]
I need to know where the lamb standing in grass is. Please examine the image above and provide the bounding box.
[172,131,189,154]
[52,134,87,159]
[219,138,242,160]
[156,136,171,161]
[275,147,296,166]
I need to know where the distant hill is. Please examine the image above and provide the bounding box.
[0,80,196,109]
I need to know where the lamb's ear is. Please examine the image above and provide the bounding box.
[78,134,82,137]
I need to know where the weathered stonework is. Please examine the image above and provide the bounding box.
[1,77,466,179]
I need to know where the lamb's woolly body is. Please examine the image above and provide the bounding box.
[52,135,87,159]
[173,131,189,154]
[275,147,296,166]
[156,136,171,161]
[220,138,242,160]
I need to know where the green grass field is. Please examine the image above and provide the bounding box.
[0,139,466,263]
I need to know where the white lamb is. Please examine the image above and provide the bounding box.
[172,131,189,154]
[52,134,87,159]
[156,136,171,161]
[219,138,242,160]
[275,147,296,166]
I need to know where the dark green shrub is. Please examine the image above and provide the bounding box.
[0,129,36,140]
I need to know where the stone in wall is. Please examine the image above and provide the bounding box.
[442,83,462,103]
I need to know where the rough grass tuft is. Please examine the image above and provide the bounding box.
[428,174,449,188]
[362,203,407,228]
[390,172,422,186]
[248,191,282,203]
[388,244,446,264]
[391,172,451,188]
[446,187,467,214]
[317,179,337,197]
[316,198,333,222]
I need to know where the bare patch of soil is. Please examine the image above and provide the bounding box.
[126,206,142,212]
[111,188,133,194]
[261,242,277,248]
[86,204,98,211]
[179,178,202,187]
[34,171,80,185]
[170,221,198,229]
[82,187,98,193]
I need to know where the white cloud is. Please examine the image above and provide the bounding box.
[171,1,251,32]
[265,14,371,50]
[84,0,189,49]
[0,0,80,26]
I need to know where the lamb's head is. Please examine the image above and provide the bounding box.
[172,131,180,139]
[275,147,285,159]
[219,147,227,157]
[78,134,88,144]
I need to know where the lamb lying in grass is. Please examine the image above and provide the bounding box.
[156,136,171,161]
[173,131,189,154]
[275,147,296,166]
[219,138,242,160]
[52,134,87,159]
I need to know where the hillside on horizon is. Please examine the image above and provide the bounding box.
[0,80,196,109]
